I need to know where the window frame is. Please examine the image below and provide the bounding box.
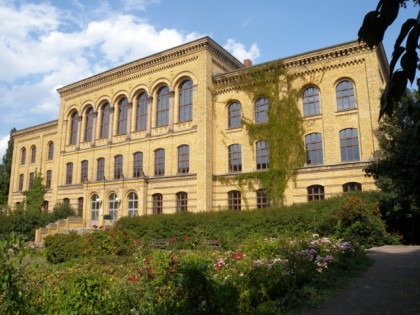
[256,140,269,170]
[336,80,356,111]
[154,149,165,176]
[176,191,188,212]
[339,128,360,162]
[179,80,193,123]
[66,162,73,185]
[307,185,325,201]
[128,192,138,217]
[84,107,94,142]
[228,190,241,211]
[69,111,79,145]
[343,182,362,193]
[29,172,34,189]
[46,170,52,189]
[256,189,269,208]
[177,145,190,174]
[47,142,54,160]
[228,102,241,129]
[117,98,128,135]
[303,87,321,117]
[77,197,83,217]
[255,97,269,124]
[97,158,105,181]
[18,174,24,192]
[114,155,123,179]
[20,148,26,165]
[133,152,143,178]
[305,133,323,165]
[136,92,148,131]
[100,103,110,139]
[81,160,88,183]
[228,144,242,173]
[30,145,36,164]
[156,86,170,127]
[108,193,118,222]
[152,193,163,215]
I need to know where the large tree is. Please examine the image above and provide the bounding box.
[0,129,16,206]
[23,171,46,214]
[365,90,420,243]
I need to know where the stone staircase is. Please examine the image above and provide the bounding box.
[35,216,88,243]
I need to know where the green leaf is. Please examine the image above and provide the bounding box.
[389,46,405,73]
[379,0,400,25]
[400,50,418,83]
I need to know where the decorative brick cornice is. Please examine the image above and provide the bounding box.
[58,37,243,101]
[13,120,58,139]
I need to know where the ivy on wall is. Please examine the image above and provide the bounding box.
[216,62,306,207]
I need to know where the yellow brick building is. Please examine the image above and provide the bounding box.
[8,37,388,228]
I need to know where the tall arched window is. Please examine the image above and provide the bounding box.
[156,86,170,127]
[81,160,88,183]
[176,192,188,212]
[77,197,83,217]
[47,142,54,160]
[18,174,24,191]
[305,133,323,165]
[91,194,100,226]
[128,192,138,217]
[133,152,143,177]
[303,87,320,116]
[228,102,241,128]
[136,92,148,131]
[114,155,123,179]
[255,97,269,124]
[256,141,269,170]
[179,80,193,122]
[177,145,189,174]
[108,193,118,222]
[46,170,52,189]
[336,80,355,111]
[43,200,49,214]
[84,107,94,142]
[66,162,73,185]
[29,172,34,189]
[307,185,325,201]
[228,190,241,210]
[100,103,110,139]
[152,193,163,215]
[20,147,26,165]
[69,111,79,145]
[228,144,242,173]
[154,149,165,176]
[97,158,105,181]
[117,98,128,135]
[30,145,36,163]
[340,128,360,162]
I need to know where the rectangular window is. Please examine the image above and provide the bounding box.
[154,149,165,176]
[114,155,123,179]
[18,174,24,192]
[66,163,73,185]
[29,172,34,189]
[177,145,189,174]
[97,158,105,181]
[46,170,52,189]
[77,197,83,217]
[133,152,143,177]
[81,160,88,183]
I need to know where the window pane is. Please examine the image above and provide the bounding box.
[305,133,323,165]
[256,141,269,170]
[228,190,241,210]
[100,104,110,138]
[136,93,148,131]
[157,87,169,127]
[339,128,360,162]
[154,149,165,176]
[178,145,189,174]
[228,144,242,172]
[336,80,355,111]
[303,87,320,116]
[117,98,128,135]
[255,97,269,123]
[179,80,193,122]
[228,102,241,128]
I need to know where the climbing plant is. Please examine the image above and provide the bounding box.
[215,62,306,207]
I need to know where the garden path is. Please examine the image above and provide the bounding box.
[311,245,420,315]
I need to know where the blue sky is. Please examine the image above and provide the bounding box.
[0,0,417,158]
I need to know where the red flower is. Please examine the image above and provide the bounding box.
[127,276,138,282]
[105,228,110,231]
[134,239,140,244]
[231,253,245,260]
[99,226,103,229]
[184,236,190,241]
[111,234,117,238]
[92,225,98,229]
[169,236,177,243]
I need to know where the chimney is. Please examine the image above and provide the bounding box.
[243,59,252,67]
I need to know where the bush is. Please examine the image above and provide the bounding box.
[48,202,76,222]
[44,231,82,263]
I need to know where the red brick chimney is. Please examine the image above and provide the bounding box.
[243,59,252,67]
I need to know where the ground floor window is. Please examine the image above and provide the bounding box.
[152,193,163,215]
[307,185,325,201]
[128,192,138,217]
[176,192,188,212]
[228,190,241,211]
[343,182,362,193]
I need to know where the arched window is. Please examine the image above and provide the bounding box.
[28,172,34,189]
[30,145,36,163]
[128,192,138,217]
[117,97,128,135]
[179,80,193,122]
[69,111,79,145]
[81,160,88,183]
[228,144,242,173]
[228,102,241,128]
[340,128,360,162]
[303,87,320,116]
[66,162,73,184]
[77,197,83,217]
[256,141,269,170]
[255,97,269,124]
[47,142,54,160]
[336,80,355,111]
[91,194,100,226]
[156,86,170,127]
[43,201,49,214]
[228,190,241,210]
[136,92,148,131]
[84,107,94,142]
[176,192,188,212]
[20,147,26,165]
[46,170,52,189]
[305,133,323,165]
[97,158,105,181]
[133,152,143,177]
[63,198,70,204]
[108,193,118,222]
[307,185,324,201]
[154,149,165,176]
[343,182,362,193]
[152,193,163,215]
[18,174,24,191]
[100,103,110,139]
[177,145,189,174]
[256,189,269,208]
[114,155,123,179]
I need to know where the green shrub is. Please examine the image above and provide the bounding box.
[49,202,76,222]
[44,231,82,263]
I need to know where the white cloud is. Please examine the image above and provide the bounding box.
[0,134,9,160]
[224,39,260,63]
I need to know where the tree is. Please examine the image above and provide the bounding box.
[22,170,46,214]
[358,0,420,124]
[365,90,420,243]
[0,129,16,206]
